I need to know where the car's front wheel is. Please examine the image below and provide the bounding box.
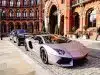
[40,48,48,64]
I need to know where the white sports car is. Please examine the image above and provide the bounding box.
[24,34,89,67]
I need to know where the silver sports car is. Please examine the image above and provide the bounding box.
[24,34,89,67]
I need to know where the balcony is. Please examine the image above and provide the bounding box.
[5,16,37,20]
[72,0,91,7]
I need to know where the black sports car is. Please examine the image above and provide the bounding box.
[10,29,29,46]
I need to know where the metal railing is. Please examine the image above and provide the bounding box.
[1,16,37,20]
[72,0,91,7]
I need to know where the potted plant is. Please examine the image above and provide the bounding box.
[82,25,89,39]
[71,26,77,39]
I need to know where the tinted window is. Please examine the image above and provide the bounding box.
[43,35,67,44]
[17,29,27,34]
[34,36,43,44]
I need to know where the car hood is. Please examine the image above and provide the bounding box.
[46,41,89,58]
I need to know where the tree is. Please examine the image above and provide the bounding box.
[42,24,46,32]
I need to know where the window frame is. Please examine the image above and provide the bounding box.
[34,36,43,44]
[2,0,6,6]
[10,0,14,7]
[16,9,21,17]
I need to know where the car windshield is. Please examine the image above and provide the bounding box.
[43,35,68,44]
[17,30,27,34]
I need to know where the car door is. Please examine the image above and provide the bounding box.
[33,36,44,55]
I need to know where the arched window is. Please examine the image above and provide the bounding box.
[30,0,34,6]
[90,10,96,27]
[86,8,96,28]
[36,0,40,4]
[2,0,6,6]
[74,12,80,29]
[29,9,34,17]
[2,10,6,18]
[24,0,27,6]
[10,0,14,6]
[16,9,21,17]
[17,0,20,7]
[10,9,14,17]
[23,10,27,17]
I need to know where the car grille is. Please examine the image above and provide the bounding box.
[57,57,72,65]
[73,57,87,66]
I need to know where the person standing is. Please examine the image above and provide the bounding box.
[96,27,100,40]
[1,33,3,40]
[0,24,3,40]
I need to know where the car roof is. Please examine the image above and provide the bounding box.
[36,34,53,37]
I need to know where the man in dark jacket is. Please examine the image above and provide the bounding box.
[96,27,100,40]
[1,33,3,40]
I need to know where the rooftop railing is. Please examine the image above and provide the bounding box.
[72,0,91,7]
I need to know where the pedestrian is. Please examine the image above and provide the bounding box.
[1,33,3,40]
[96,27,100,40]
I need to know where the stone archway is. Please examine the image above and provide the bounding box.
[34,22,39,33]
[60,15,64,35]
[74,12,80,30]
[22,22,27,30]
[28,22,33,33]
[1,21,7,33]
[15,22,21,29]
[86,8,96,28]
[49,5,58,34]
[8,22,14,32]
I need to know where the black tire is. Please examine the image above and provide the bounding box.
[14,41,16,43]
[40,48,48,64]
[10,38,12,40]
[18,42,20,46]
[24,42,29,51]
[17,39,20,46]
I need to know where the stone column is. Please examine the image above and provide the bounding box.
[79,6,85,31]
[58,11,61,28]
[6,23,8,34]
[96,7,100,28]
[65,0,72,35]
[45,15,49,32]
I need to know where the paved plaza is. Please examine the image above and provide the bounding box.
[0,38,51,75]
[1,38,100,75]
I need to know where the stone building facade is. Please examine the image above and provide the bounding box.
[72,0,100,33]
[0,0,42,36]
[44,0,72,35]
[44,0,100,36]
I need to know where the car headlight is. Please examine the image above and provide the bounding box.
[54,49,65,55]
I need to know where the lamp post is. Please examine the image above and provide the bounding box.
[80,2,84,37]
[0,9,2,40]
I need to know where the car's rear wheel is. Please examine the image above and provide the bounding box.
[40,48,48,64]
[18,42,20,46]
[17,39,20,46]
[14,41,16,43]
[10,37,12,40]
